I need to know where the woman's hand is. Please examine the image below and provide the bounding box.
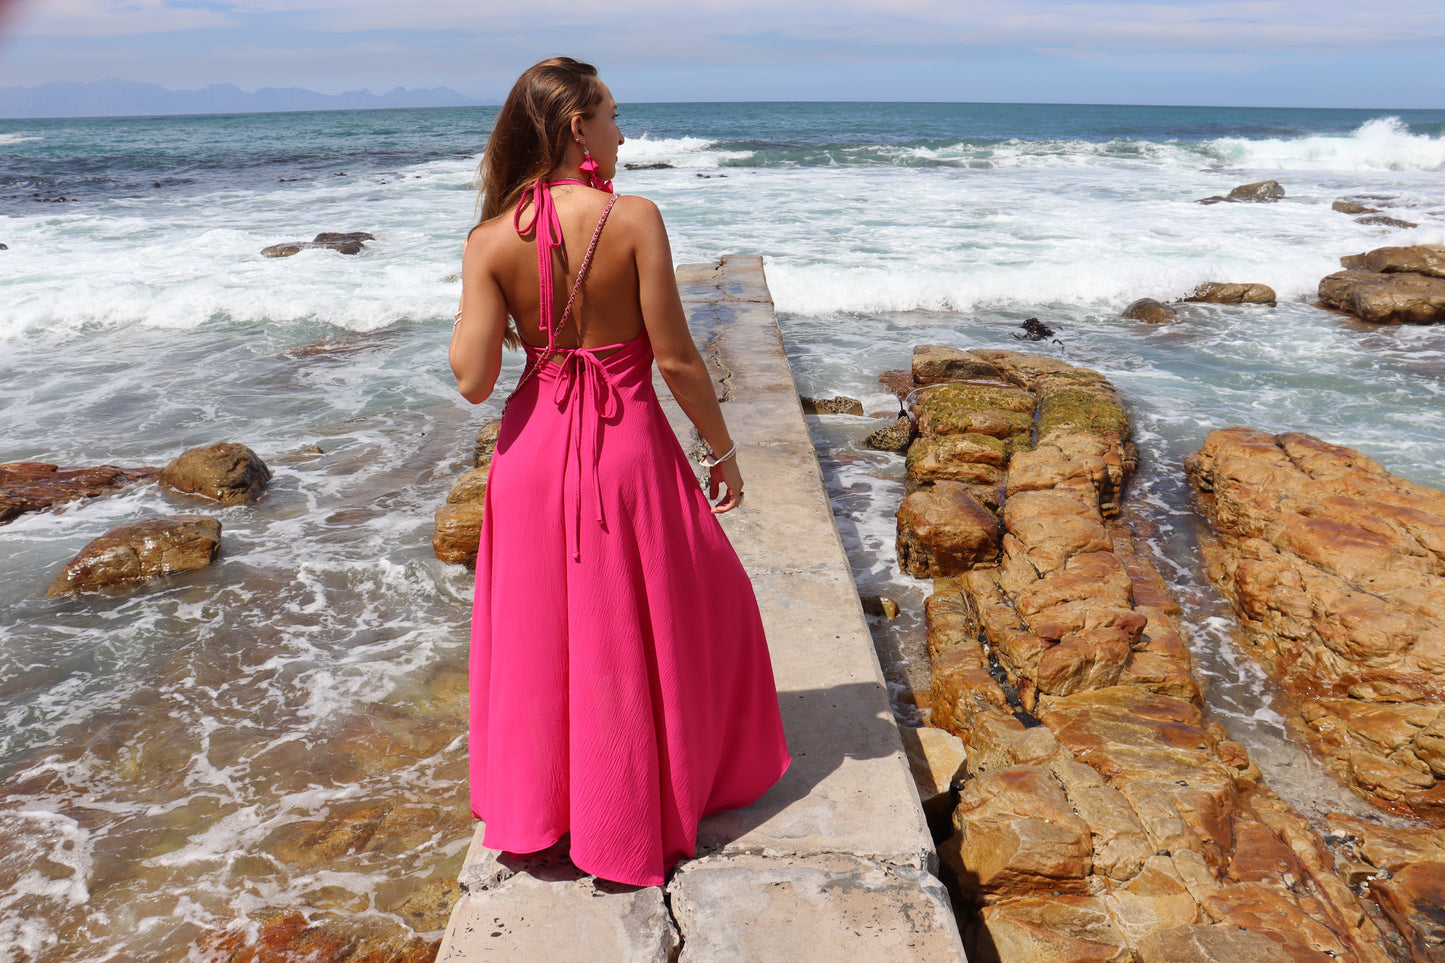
[708,458,745,514]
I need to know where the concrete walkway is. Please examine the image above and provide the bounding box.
[437,256,966,962]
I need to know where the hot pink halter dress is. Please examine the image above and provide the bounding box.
[468,180,791,888]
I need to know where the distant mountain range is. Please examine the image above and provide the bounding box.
[0,81,489,118]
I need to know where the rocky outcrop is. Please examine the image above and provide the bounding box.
[863,416,912,453]
[1320,245,1445,324]
[160,443,272,504]
[47,515,221,596]
[1198,180,1285,205]
[894,350,1425,962]
[1334,200,1380,215]
[1186,427,1445,822]
[262,231,375,258]
[1184,283,1277,306]
[799,395,865,415]
[0,461,159,523]
[1121,299,1178,324]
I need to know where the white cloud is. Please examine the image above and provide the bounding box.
[6,0,1444,57]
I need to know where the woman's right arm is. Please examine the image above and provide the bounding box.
[630,197,745,513]
[449,231,509,404]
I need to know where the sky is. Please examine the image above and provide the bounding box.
[1,0,1443,109]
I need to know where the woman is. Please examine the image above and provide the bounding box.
[449,57,790,888]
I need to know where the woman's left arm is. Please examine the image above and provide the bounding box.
[449,233,509,404]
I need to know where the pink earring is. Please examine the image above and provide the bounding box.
[577,143,613,193]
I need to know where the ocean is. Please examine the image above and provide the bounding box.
[2,101,1444,960]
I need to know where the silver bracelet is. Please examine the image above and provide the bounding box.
[698,442,737,468]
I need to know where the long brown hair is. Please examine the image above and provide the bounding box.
[478,57,606,223]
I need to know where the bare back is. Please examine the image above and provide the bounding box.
[469,184,647,350]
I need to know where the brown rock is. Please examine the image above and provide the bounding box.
[262,231,375,258]
[878,368,915,400]
[942,766,1094,901]
[1333,200,1380,215]
[1373,862,1445,958]
[1136,924,1287,963]
[47,515,221,596]
[862,415,912,453]
[433,466,488,566]
[1319,268,1445,324]
[1356,214,1419,229]
[799,394,865,415]
[1122,298,1178,324]
[897,481,1001,577]
[979,896,1130,963]
[905,434,1006,490]
[1185,282,1277,305]
[1227,180,1286,202]
[911,344,1011,386]
[474,418,502,468]
[0,461,159,523]
[159,443,271,504]
[1339,244,1445,279]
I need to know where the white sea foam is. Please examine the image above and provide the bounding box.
[0,131,42,145]
[1209,116,1445,172]
[618,133,752,169]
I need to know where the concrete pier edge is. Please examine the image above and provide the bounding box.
[437,256,967,961]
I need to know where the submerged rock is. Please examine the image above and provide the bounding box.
[160,443,272,504]
[262,231,375,258]
[1356,214,1419,229]
[1,461,159,524]
[1184,282,1277,305]
[47,514,221,596]
[1333,200,1380,215]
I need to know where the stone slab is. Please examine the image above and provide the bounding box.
[440,838,677,962]
[669,853,966,962]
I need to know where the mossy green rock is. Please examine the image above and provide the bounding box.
[915,384,1035,440]
[1037,386,1130,443]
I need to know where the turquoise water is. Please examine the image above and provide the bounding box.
[2,101,1445,960]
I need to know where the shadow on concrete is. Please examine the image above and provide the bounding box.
[695,679,913,855]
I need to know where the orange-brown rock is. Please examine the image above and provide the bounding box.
[159,442,271,504]
[0,460,159,523]
[901,353,1401,963]
[905,434,1006,492]
[432,466,489,566]
[897,481,1000,577]
[46,514,221,596]
[1187,426,1445,821]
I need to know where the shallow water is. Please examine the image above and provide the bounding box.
[3,101,1444,957]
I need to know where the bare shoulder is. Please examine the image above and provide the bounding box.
[462,216,515,270]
